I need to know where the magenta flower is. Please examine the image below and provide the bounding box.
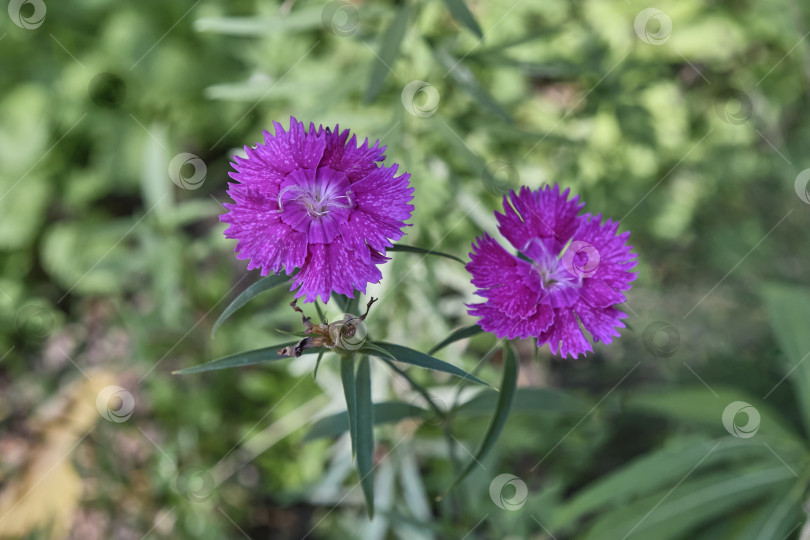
[221,117,414,302]
[466,185,637,358]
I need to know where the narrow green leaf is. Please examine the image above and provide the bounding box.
[447,343,518,491]
[313,299,326,324]
[762,284,810,435]
[331,291,351,312]
[362,341,489,386]
[313,350,325,380]
[552,437,778,531]
[212,272,293,335]
[365,5,409,103]
[737,475,805,540]
[304,401,428,441]
[442,0,483,38]
[389,244,465,265]
[345,289,362,316]
[582,466,794,540]
[356,356,375,518]
[194,8,324,35]
[341,356,358,457]
[428,324,483,355]
[173,341,322,374]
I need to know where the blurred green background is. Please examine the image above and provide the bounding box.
[2,0,810,538]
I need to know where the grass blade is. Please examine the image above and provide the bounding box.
[212,272,293,335]
[428,324,483,355]
[365,4,409,103]
[445,342,518,492]
[442,0,483,38]
[356,356,376,518]
[341,356,358,457]
[389,243,465,264]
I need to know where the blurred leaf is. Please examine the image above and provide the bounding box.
[304,402,428,441]
[313,350,325,380]
[194,8,323,35]
[389,244,465,264]
[428,324,483,355]
[455,387,590,416]
[139,122,172,225]
[737,475,805,540]
[626,386,805,448]
[173,341,324,374]
[431,46,511,121]
[356,356,375,518]
[341,355,358,457]
[442,0,483,38]
[365,5,409,103]
[447,343,518,491]
[362,341,489,386]
[582,466,795,540]
[212,272,294,335]
[762,284,810,435]
[553,437,781,531]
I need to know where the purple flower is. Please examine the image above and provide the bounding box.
[220,117,414,303]
[466,184,637,358]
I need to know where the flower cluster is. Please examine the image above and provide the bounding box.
[466,185,637,358]
[220,118,414,303]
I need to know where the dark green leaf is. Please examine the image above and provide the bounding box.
[447,343,518,491]
[428,324,483,355]
[356,356,375,518]
[304,401,428,441]
[365,5,409,103]
[172,341,320,374]
[762,284,810,435]
[212,272,293,335]
[362,341,489,386]
[341,356,358,457]
[389,243,465,265]
[442,0,483,38]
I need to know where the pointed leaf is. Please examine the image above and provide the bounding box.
[341,356,358,457]
[212,272,294,335]
[446,343,518,492]
[429,324,483,355]
[455,387,589,416]
[356,356,375,518]
[362,341,489,386]
[389,244,465,265]
[442,0,483,38]
[365,4,409,103]
[172,341,321,374]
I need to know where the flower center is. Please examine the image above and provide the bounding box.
[522,237,584,308]
[277,167,355,243]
